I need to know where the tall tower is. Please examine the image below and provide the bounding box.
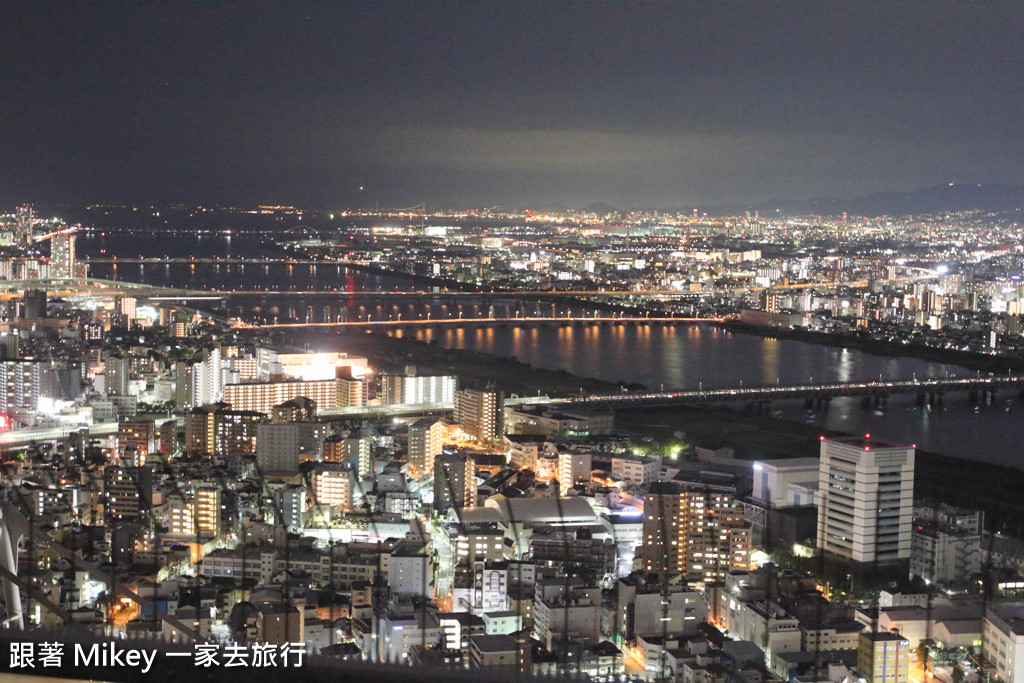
[817,436,915,566]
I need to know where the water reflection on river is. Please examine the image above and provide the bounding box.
[85,237,1022,466]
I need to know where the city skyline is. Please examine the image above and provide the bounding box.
[2,1,1022,209]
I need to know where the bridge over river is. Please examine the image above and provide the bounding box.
[531,375,1024,409]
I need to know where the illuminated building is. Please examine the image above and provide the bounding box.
[817,436,914,566]
[190,347,223,407]
[557,450,592,492]
[454,388,504,442]
[103,353,130,397]
[271,397,317,423]
[311,463,355,510]
[115,296,137,322]
[983,605,1024,683]
[274,485,306,529]
[184,402,226,455]
[641,480,751,582]
[81,323,102,342]
[223,378,339,413]
[408,418,443,478]
[274,351,368,381]
[857,631,909,683]
[381,372,457,405]
[323,434,371,477]
[104,465,153,522]
[117,419,156,464]
[610,454,660,485]
[168,494,194,536]
[183,403,264,456]
[337,372,367,408]
[0,361,41,414]
[14,205,33,245]
[433,452,477,513]
[50,233,75,278]
[213,410,266,456]
[504,405,613,438]
[194,486,222,537]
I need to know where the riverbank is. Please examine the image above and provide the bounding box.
[319,328,1024,534]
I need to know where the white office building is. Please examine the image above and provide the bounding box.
[817,436,914,565]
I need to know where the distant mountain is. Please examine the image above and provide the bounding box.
[702,183,1024,218]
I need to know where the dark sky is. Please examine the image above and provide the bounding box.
[1,1,1022,210]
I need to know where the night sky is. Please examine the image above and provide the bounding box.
[1,1,1022,210]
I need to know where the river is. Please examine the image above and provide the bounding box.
[82,233,1024,467]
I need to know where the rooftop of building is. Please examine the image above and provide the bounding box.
[752,457,820,471]
[483,611,520,620]
[504,434,549,444]
[860,630,907,642]
[439,612,486,627]
[823,435,914,450]
[469,634,519,653]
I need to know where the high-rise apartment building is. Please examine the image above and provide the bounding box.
[184,404,266,457]
[0,361,41,415]
[184,403,227,455]
[408,418,443,478]
[117,419,156,465]
[454,388,504,442]
[323,434,372,477]
[50,233,76,278]
[271,397,317,424]
[434,452,477,513]
[817,436,914,566]
[103,354,130,397]
[557,450,593,493]
[382,373,457,405]
[190,347,223,407]
[641,481,752,582]
[337,374,367,408]
[274,485,306,530]
[104,466,153,522]
[256,422,325,474]
[194,486,222,537]
[116,296,137,319]
[311,463,355,511]
[212,410,266,456]
[166,488,222,539]
[223,378,340,413]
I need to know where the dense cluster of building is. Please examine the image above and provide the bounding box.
[289,206,1024,358]
[5,299,1024,681]
[4,206,1024,682]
